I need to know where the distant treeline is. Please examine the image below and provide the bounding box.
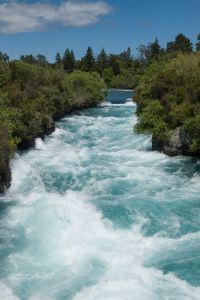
[1,33,200,90]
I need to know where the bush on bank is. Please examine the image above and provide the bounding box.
[0,61,106,192]
[134,52,200,155]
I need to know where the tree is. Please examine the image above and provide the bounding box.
[75,59,83,70]
[55,52,62,68]
[112,60,121,76]
[150,38,161,60]
[120,47,133,67]
[82,47,95,72]
[166,41,176,53]
[126,47,132,61]
[20,54,35,65]
[63,49,75,73]
[196,34,200,51]
[103,67,114,86]
[137,44,151,64]
[97,48,108,76]
[0,52,9,63]
[174,34,193,53]
[108,54,121,71]
[35,54,48,67]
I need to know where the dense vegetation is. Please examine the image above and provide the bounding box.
[19,46,138,89]
[134,33,200,156]
[0,59,106,192]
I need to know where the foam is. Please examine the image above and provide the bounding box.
[0,283,20,300]
[35,138,46,150]
[99,101,136,107]
[0,103,199,299]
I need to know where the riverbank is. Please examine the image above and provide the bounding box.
[134,52,200,157]
[0,62,106,193]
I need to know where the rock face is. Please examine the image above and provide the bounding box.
[0,161,11,194]
[152,127,192,156]
[0,126,12,194]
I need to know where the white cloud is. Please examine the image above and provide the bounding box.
[0,1,111,34]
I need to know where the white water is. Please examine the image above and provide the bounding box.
[0,100,200,299]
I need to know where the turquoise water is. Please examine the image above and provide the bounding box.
[0,90,200,299]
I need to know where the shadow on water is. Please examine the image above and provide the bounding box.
[161,156,200,177]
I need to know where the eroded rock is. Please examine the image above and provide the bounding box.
[152,127,192,156]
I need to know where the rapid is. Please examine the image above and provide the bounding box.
[0,90,200,300]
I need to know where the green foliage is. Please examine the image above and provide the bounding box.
[65,71,106,106]
[63,49,75,73]
[35,54,48,67]
[97,48,108,76]
[120,47,133,68]
[0,52,9,63]
[167,33,193,53]
[196,34,200,51]
[0,62,10,87]
[110,69,138,89]
[112,60,121,76]
[135,52,200,153]
[0,94,19,186]
[135,100,169,140]
[0,58,106,188]
[103,67,114,86]
[20,54,48,66]
[150,38,161,60]
[183,114,200,152]
[55,52,62,68]
[82,47,96,72]
[52,45,147,89]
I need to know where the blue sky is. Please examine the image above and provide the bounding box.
[0,0,200,61]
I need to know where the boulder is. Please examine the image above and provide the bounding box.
[152,127,191,156]
[0,126,12,194]
[0,161,11,194]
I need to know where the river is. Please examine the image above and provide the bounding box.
[0,90,199,299]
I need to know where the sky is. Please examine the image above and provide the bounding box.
[0,0,200,61]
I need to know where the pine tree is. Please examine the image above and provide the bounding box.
[150,38,161,60]
[0,52,9,63]
[63,49,71,72]
[112,60,121,76]
[97,48,108,76]
[20,54,35,64]
[35,54,48,67]
[63,49,75,73]
[55,52,62,67]
[126,47,133,66]
[120,47,133,67]
[196,34,200,51]
[82,47,95,72]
